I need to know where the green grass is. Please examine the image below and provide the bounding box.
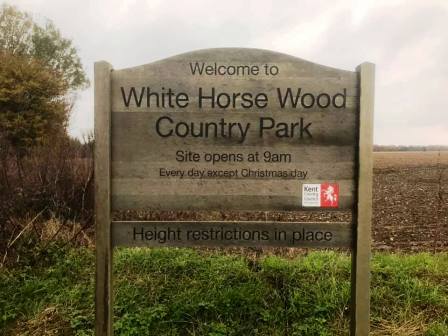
[1,246,447,335]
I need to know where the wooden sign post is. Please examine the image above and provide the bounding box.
[94,48,374,335]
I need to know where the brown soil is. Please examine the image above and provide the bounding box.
[372,151,448,251]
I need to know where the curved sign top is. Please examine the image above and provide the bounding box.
[109,48,359,211]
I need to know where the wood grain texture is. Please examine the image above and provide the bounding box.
[351,62,375,336]
[111,48,358,114]
[112,221,352,248]
[94,61,113,336]
[109,49,359,211]
[112,161,355,180]
[112,142,355,163]
[111,179,355,210]
[111,110,358,147]
[112,194,354,212]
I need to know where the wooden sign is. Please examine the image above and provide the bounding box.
[94,48,374,335]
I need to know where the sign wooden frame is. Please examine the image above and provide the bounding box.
[94,50,374,335]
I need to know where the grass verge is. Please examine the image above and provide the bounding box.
[1,246,447,335]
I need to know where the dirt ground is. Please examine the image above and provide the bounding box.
[372,151,448,251]
[117,151,448,252]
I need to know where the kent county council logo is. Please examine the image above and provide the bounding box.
[302,183,339,208]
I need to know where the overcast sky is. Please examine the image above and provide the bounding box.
[7,0,448,145]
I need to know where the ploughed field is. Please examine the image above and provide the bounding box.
[117,151,448,252]
[372,151,448,251]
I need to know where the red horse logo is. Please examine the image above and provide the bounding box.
[321,183,339,207]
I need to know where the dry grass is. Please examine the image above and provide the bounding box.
[39,218,93,247]
[10,306,72,336]
[371,313,427,336]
